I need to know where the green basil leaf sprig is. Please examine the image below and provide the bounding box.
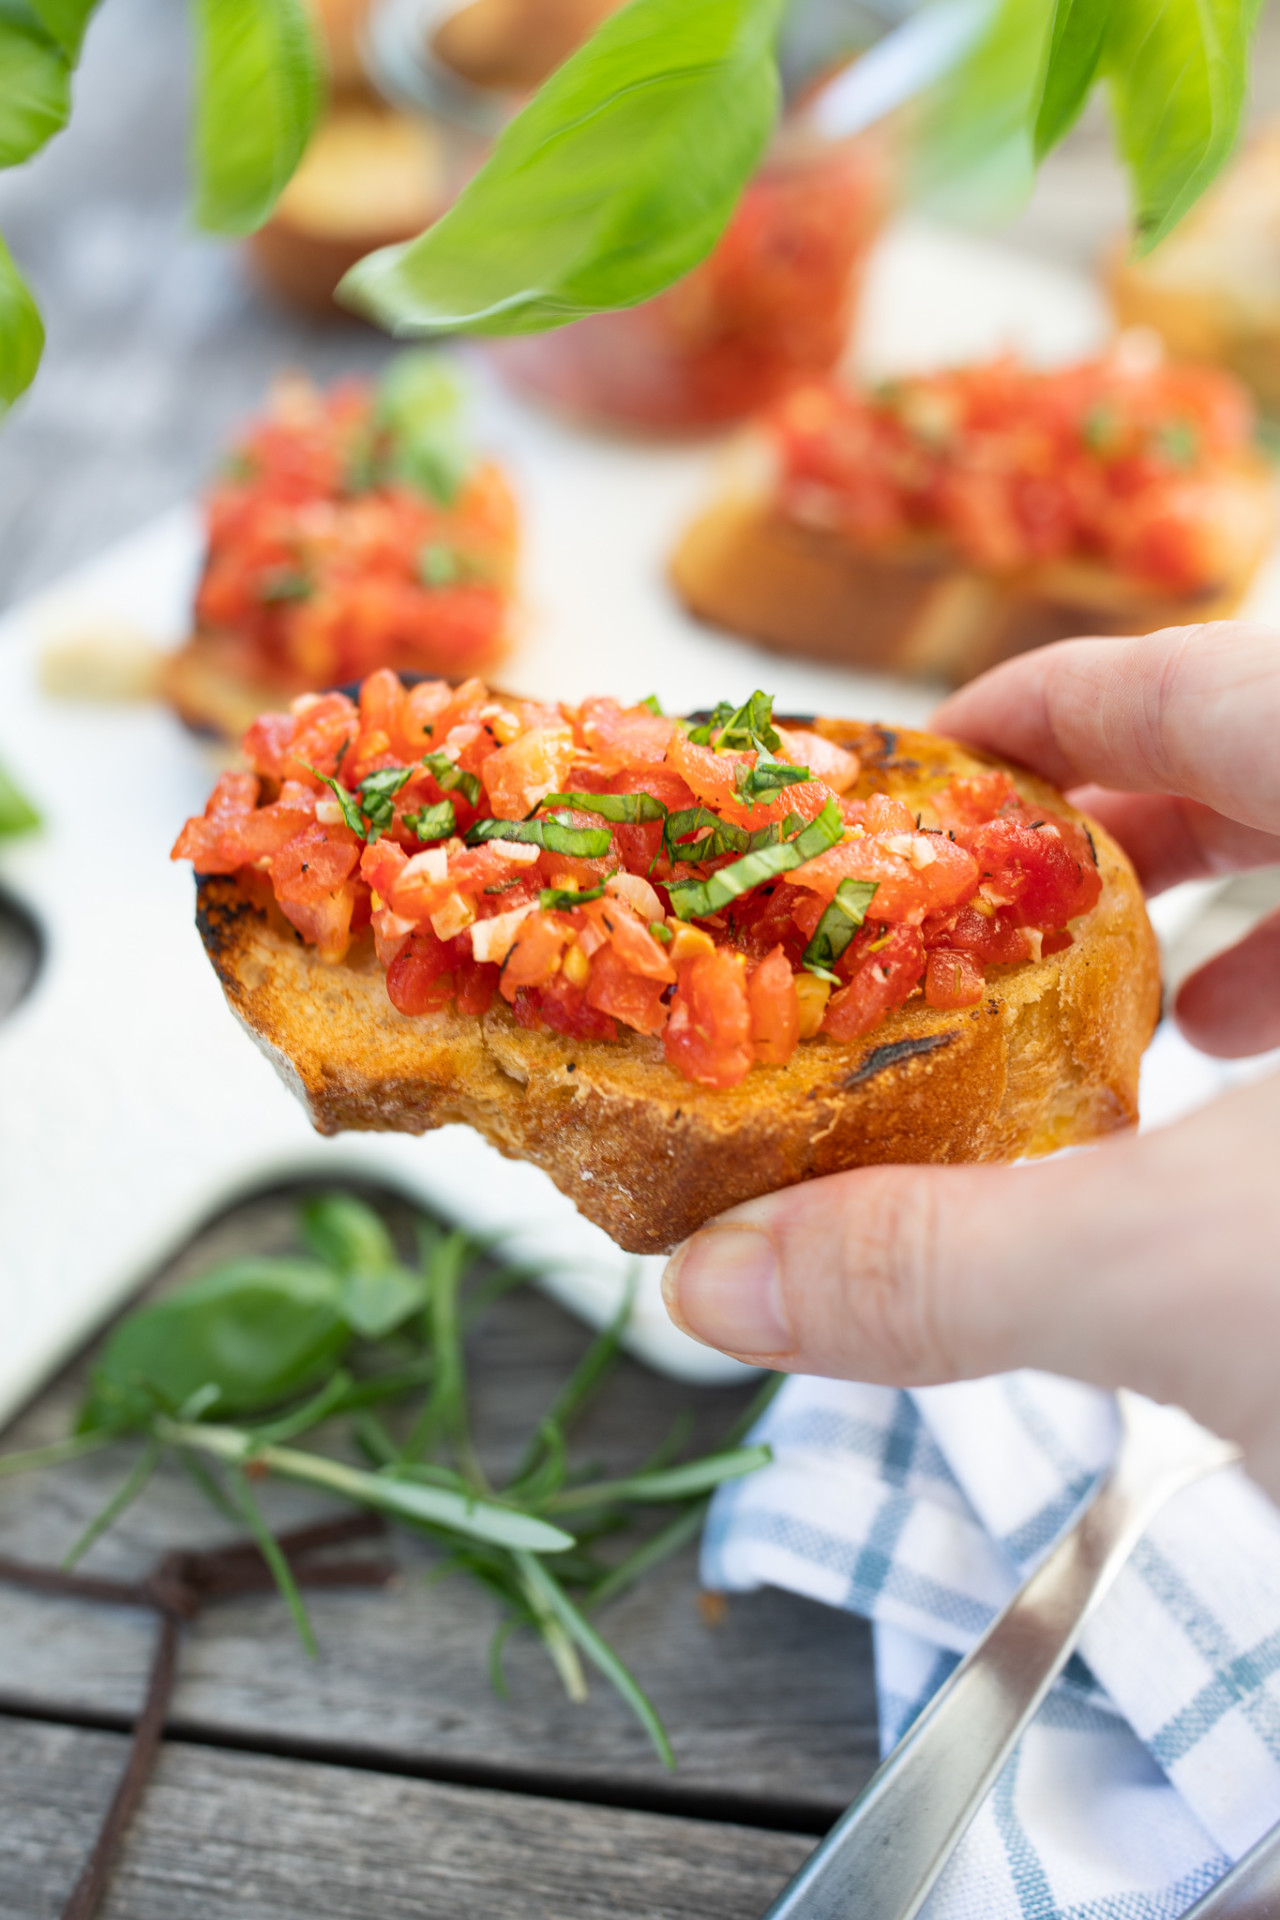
[376,351,472,508]
[667,799,843,920]
[79,1257,350,1434]
[1103,0,1260,253]
[802,878,879,983]
[302,1193,425,1340]
[191,0,324,236]
[339,0,784,337]
[917,0,1261,256]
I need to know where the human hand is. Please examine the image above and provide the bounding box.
[662,622,1280,1490]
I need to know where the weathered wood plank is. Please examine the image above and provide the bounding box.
[0,1717,815,1920]
[0,1187,879,1824]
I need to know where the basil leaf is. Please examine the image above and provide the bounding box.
[358,763,414,839]
[685,701,736,746]
[302,1194,424,1341]
[0,749,39,833]
[667,799,843,920]
[0,3,70,168]
[339,0,783,337]
[305,763,366,838]
[545,790,667,825]
[911,0,1051,215]
[713,689,781,755]
[734,747,809,802]
[649,920,673,945]
[1103,0,1260,254]
[377,352,471,508]
[663,806,749,864]
[24,0,98,60]
[466,814,613,858]
[404,798,456,843]
[1033,0,1108,156]
[0,235,42,409]
[191,0,324,236]
[420,751,482,808]
[78,1258,349,1434]
[802,878,879,981]
[539,881,607,911]
[640,695,664,717]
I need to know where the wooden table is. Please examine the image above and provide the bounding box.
[0,1187,878,1918]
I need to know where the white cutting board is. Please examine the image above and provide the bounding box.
[1,221,1275,1424]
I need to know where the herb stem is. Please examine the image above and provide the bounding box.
[155,1420,574,1554]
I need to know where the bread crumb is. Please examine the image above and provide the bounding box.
[40,625,165,702]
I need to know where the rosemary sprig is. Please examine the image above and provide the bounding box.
[0,1193,774,1767]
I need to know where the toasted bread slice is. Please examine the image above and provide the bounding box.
[193,719,1159,1254]
[671,481,1273,686]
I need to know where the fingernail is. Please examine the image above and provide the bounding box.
[662,1226,791,1356]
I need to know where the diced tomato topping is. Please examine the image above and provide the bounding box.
[587,943,670,1036]
[773,352,1260,595]
[194,371,515,688]
[925,949,984,1010]
[176,674,1106,1082]
[823,927,926,1042]
[792,830,979,924]
[386,930,454,1015]
[748,946,800,1066]
[956,812,1101,925]
[500,913,573,997]
[664,949,754,1089]
[271,822,361,904]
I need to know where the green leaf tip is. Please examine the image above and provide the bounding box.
[192,0,326,236]
[338,0,784,337]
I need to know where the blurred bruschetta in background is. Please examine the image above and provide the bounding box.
[671,346,1276,685]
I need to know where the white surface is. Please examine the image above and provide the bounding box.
[0,221,1272,1425]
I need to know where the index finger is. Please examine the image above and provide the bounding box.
[930,622,1280,837]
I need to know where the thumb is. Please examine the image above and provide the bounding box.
[661,1078,1280,1473]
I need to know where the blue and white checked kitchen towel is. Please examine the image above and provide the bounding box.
[703,1028,1280,1919]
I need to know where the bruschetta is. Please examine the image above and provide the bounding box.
[163,360,518,740]
[671,350,1275,685]
[174,674,1159,1252]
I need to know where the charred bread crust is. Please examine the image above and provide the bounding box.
[670,485,1273,685]
[193,720,1160,1254]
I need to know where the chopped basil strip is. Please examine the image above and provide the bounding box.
[306,765,367,838]
[801,878,880,982]
[403,798,457,843]
[687,690,782,753]
[666,800,844,921]
[539,881,606,911]
[663,806,749,864]
[545,790,667,825]
[420,751,482,808]
[640,694,664,716]
[357,765,415,840]
[649,920,672,944]
[733,746,809,802]
[715,690,782,754]
[466,814,612,858]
